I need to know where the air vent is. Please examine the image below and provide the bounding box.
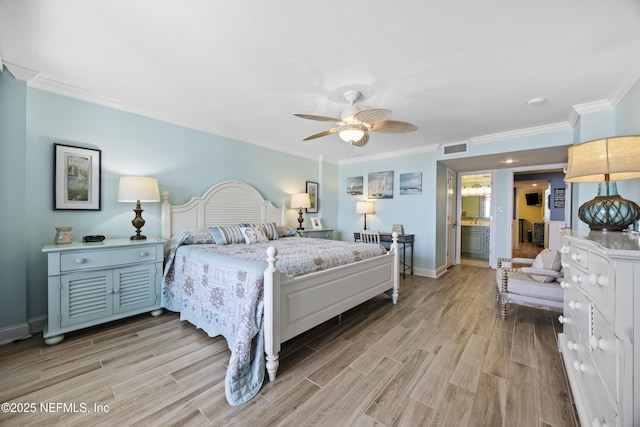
[443,143,468,155]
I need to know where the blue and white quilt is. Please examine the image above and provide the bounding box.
[161,227,387,405]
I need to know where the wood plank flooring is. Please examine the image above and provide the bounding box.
[0,265,578,426]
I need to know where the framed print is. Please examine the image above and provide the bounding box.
[368,171,394,199]
[399,172,422,195]
[311,217,322,230]
[346,176,363,195]
[54,143,102,210]
[306,181,318,213]
[554,188,565,208]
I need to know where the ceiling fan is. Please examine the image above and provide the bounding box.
[294,90,417,147]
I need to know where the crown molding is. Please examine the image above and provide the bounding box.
[338,142,439,165]
[470,122,571,145]
[3,61,39,82]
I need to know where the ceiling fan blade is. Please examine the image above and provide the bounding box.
[354,108,392,123]
[350,132,369,147]
[370,120,417,133]
[294,113,344,125]
[302,127,338,141]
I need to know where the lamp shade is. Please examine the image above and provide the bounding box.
[356,201,375,215]
[565,135,640,183]
[118,176,160,202]
[290,192,311,209]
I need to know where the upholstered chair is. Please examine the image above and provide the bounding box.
[496,248,564,320]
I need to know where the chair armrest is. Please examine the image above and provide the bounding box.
[497,257,534,268]
[518,267,562,278]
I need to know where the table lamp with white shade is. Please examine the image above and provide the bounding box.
[118,176,161,240]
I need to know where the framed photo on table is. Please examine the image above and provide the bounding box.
[311,217,323,230]
[306,181,318,213]
[54,143,102,210]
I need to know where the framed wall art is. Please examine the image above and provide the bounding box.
[553,188,565,208]
[54,143,102,210]
[368,171,394,199]
[346,176,363,195]
[306,181,318,213]
[399,172,422,195]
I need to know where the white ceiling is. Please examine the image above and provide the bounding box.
[2,1,640,166]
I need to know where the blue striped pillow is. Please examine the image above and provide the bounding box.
[208,225,245,245]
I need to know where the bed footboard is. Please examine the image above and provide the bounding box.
[263,233,399,381]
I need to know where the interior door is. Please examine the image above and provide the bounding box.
[446,169,457,268]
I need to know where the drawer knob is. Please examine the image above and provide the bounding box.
[139,251,148,257]
[567,340,583,351]
[589,335,607,351]
[572,360,586,373]
[558,315,572,324]
[588,273,608,287]
[560,280,570,289]
[570,252,582,262]
[569,300,581,311]
[74,258,85,264]
[571,274,582,284]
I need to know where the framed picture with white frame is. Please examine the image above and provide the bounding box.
[311,217,323,230]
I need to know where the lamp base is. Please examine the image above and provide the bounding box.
[297,207,305,230]
[130,202,148,240]
[578,182,640,231]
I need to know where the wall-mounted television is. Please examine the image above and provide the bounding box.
[525,192,542,206]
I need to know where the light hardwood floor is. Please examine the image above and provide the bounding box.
[0,265,578,426]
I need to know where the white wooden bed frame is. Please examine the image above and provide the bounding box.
[161,180,399,381]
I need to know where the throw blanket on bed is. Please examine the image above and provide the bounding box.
[162,230,387,405]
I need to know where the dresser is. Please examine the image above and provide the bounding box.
[558,230,640,427]
[42,238,165,345]
[297,229,334,239]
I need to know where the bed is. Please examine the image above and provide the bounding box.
[160,180,399,405]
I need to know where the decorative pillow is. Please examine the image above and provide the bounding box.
[208,225,245,245]
[277,225,298,237]
[529,248,562,282]
[243,222,279,240]
[240,226,268,244]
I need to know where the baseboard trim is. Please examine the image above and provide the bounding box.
[0,323,31,345]
[28,315,46,334]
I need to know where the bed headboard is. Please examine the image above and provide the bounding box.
[161,180,286,239]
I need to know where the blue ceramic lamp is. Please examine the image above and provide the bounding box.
[565,136,640,231]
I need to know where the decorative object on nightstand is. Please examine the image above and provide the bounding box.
[565,135,640,231]
[118,176,161,240]
[356,200,374,230]
[54,226,73,244]
[291,192,311,230]
[311,217,323,230]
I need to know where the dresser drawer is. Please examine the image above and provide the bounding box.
[584,252,612,318]
[576,350,618,427]
[562,286,590,344]
[60,246,159,272]
[590,305,622,405]
[567,243,589,270]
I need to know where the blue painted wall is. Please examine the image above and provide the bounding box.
[2,68,640,335]
[0,70,28,335]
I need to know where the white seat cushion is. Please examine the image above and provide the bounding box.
[506,271,563,301]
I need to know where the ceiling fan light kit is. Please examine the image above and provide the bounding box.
[295,89,417,148]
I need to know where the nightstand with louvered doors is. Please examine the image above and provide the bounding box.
[42,238,165,345]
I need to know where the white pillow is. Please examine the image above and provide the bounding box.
[240,226,268,244]
[529,249,561,282]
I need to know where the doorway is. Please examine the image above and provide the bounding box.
[457,171,495,268]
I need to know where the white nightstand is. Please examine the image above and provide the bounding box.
[297,229,334,239]
[41,238,165,345]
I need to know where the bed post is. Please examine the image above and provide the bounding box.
[391,232,399,304]
[161,191,171,240]
[263,246,281,381]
